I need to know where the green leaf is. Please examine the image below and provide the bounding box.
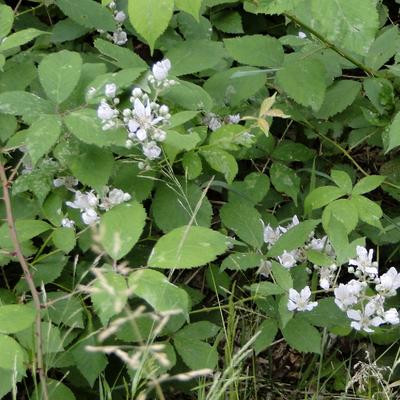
[352,175,385,195]
[168,111,199,129]
[46,292,84,329]
[93,39,147,69]
[51,18,90,43]
[349,195,383,229]
[248,281,285,297]
[91,271,128,325]
[0,334,26,373]
[308,0,379,56]
[306,249,334,268]
[229,172,270,205]
[182,151,203,180]
[175,321,220,341]
[52,227,76,253]
[200,148,238,184]
[0,305,35,334]
[276,54,327,111]
[175,0,202,20]
[0,28,49,52]
[326,216,349,266]
[271,261,294,291]
[0,5,14,39]
[272,141,315,162]
[148,226,229,269]
[211,10,243,34]
[304,186,345,213]
[128,0,174,52]
[167,40,225,76]
[0,91,53,118]
[268,220,319,258]
[128,269,189,317]
[253,319,278,354]
[220,201,264,248]
[99,202,147,260]
[163,130,202,163]
[209,124,247,150]
[302,298,349,328]
[26,115,62,166]
[322,199,358,234]
[224,35,284,67]
[221,252,263,271]
[282,316,321,354]
[314,80,361,119]
[206,264,231,296]
[56,0,116,31]
[32,379,76,400]
[243,0,296,14]
[331,170,353,194]
[152,180,212,233]
[384,111,400,153]
[38,50,82,104]
[0,220,50,248]
[270,162,300,205]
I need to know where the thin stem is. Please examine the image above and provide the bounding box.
[0,159,48,400]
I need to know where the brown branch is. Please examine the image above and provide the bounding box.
[0,159,48,400]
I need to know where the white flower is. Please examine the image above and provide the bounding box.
[277,250,297,269]
[334,280,363,311]
[256,260,272,278]
[228,114,241,124]
[208,117,222,131]
[376,267,400,297]
[319,267,332,290]
[142,141,161,160]
[287,286,318,312]
[53,178,65,188]
[97,100,116,121]
[159,105,169,115]
[349,246,379,276]
[81,208,99,225]
[105,83,117,98]
[347,301,384,333]
[131,88,143,98]
[152,59,171,81]
[298,31,307,39]
[308,236,328,252]
[66,191,98,211]
[113,30,128,45]
[384,308,400,325]
[114,10,126,23]
[61,218,75,228]
[263,224,281,246]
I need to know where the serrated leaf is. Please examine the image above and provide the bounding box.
[53,227,76,253]
[229,172,270,205]
[175,321,220,341]
[32,379,76,400]
[253,319,278,354]
[302,298,349,328]
[174,337,218,370]
[148,226,229,269]
[350,195,383,229]
[248,281,285,297]
[99,202,146,260]
[384,111,400,153]
[0,334,26,373]
[224,35,284,67]
[322,199,358,234]
[128,0,174,52]
[331,170,353,194]
[211,10,243,34]
[271,261,294,290]
[272,141,315,162]
[182,151,203,180]
[270,162,300,205]
[304,186,346,213]
[352,175,385,195]
[0,28,49,52]
[175,0,202,20]
[201,148,238,184]
[276,54,327,111]
[0,91,53,118]
[46,292,84,328]
[0,5,14,39]
[26,115,62,166]
[0,220,50,248]
[0,305,35,334]
[221,253,263,271]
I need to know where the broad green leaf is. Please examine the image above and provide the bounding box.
[32,379,76,400]
[221,252,263,271]
[220,201,264,248]
[276,54,327,111]
[128,0,174,52]
[200,148,238,184]
[152,180,212,233]
[204,67,266,107]
[211,10,243,34]
[128,269,189,316]
[314,80,361,119]
[253,319,278,354]
[0,91,53,118]
[0,60,36,92]
[384,112,400,153]
[308,0,379,56]
[91,271,128,325]
[175,0,202,20]
[365,26,400,70]
[322,199,358,234]
[99,202,146,260]
[0,334,26,373]
[0,5,13,39]
[271,261,294,290]
[229,172,270,205]
[352,175,385,195]
[270,162,300,205]
[272,141,315,162]
[304,186,345,213]
[282,316,321,354]
[326,216,349,265]
[38,50,82,104]
[163,130,201,163]
[0,28,49,52]
[0,305,35,334]
[350,195,383,229]
[0,220,51,248]
[26,115,62,166]
[248,281,285,297]
[206,264,231,296]
[52,227,76,253]
[182,151,203,180]
[224,35,284,67]
[64,109,126,147]
[45,292,84,329]
[148,226,229,269]
[268,220,319,257]
[56,0,116,31]
[51,18,90,43]
[306,249,334,268]
[177,13,213,40]
[167,40,225,76]
[331,170,353,194]
[175,321,220,341]
[278,293,293,328]
[94,39,147,69]
[209,124,247,151]
[364,77,394,114]
[243,0,296,14]
[168,111,199,129]
[302,298,349,328]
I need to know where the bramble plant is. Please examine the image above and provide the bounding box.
[2,0,400,399]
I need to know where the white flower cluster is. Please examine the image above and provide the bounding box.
[203,113,242,132]
[333,246,400,333]
[66,186,131,225]
[148,59,176,90]
[53,176,78,189]
[106,1,128,45]
[97,61,175,162]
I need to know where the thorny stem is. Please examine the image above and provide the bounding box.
[0,159,48,400]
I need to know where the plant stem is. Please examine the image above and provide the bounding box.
[0,160,48,400]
